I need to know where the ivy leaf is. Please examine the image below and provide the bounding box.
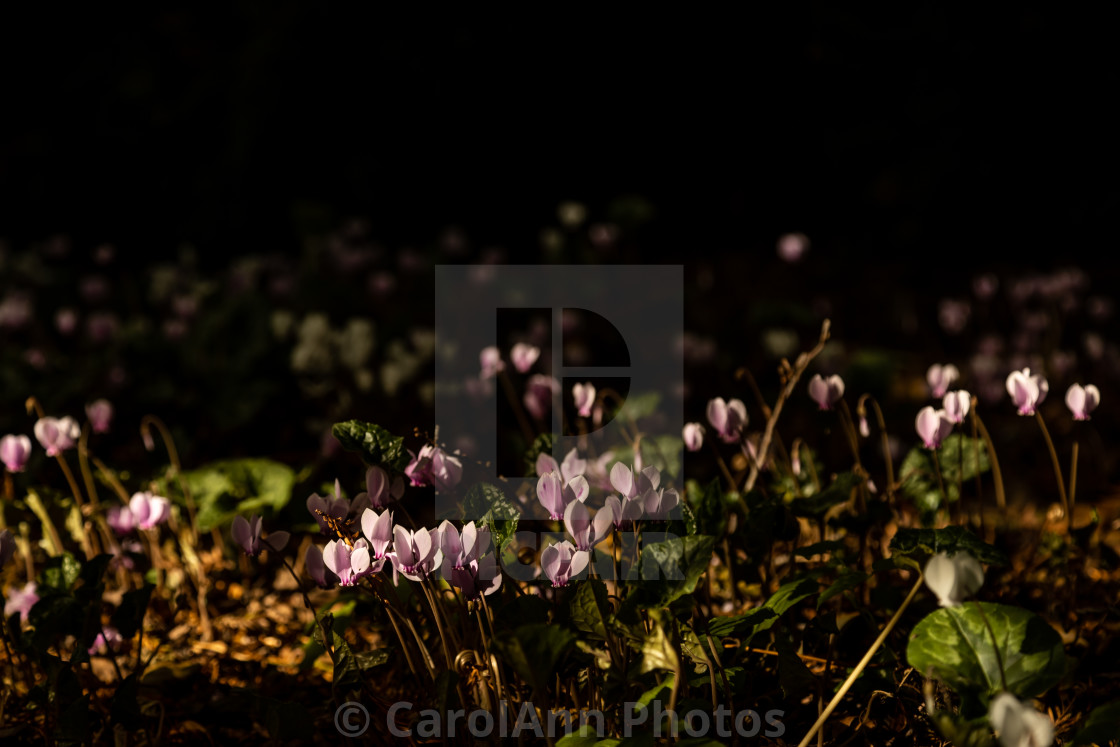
[906,602,1065,700]
[177,458,296,532]
[617,536,716,622]
[570,579,611,641]
[40,553,82,592]
[1069,700,1120,746]
[706,607,779,641]
[462,483,520,555]
[523,433,555,476]
[330,420,409,472]
[899,435,990,519]
[890,526,1007,566]
[790,472,860,518]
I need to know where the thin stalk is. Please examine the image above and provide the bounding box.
[930,449,948,512]
[1033,411,1069,534]
[1068,441,1079,535]
[864,396,896,499]
[797,574,924,747]
[744,319,831,495]
[970,403,986,537]
[972,410,1006,509]
[498,370,537,445]
[141,415,199,536]
[707,438,737,493]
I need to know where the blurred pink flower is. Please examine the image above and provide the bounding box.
[524,375,559,420]
[1065,383,1100,421]
[511,343,540,373]
[0,434,32,472]
[808,374,845,410]
[926,364,960,398]
[682,423,705,452]
[5,582,39,623]
[915,407,953,450]
[1006,368,1048,416]
[34,417,80,457]
[706,397,747,442]
[942,390,971,424]
[572,382,596,418]
[479,346,504,379]
[86,399,113,434]
[776,232,810,263]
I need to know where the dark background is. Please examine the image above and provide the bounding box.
[2,6,1116,274]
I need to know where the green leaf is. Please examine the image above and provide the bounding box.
[492,623,575,696]
[640,615,679,674]
[1069,699,1120,746]
[687,478,728,537]
[331,633,362,700]
[330,420,409,472]
[906,602,1066,700]
[818,571,869,608]
[111,584,154,640]
[706,607,779,640]
[794,540,846,560]
[523,433,555,476]
[890,526,1008,566]
[462,482,520,555]
[619,392,661,421]
[177,458,296,532]
[618,536,716,621]
[355,649,392,671]
[790,472,860,518]
[899,435,990,519]
[570,579,610,641]
[555,726,605,746]
[765,572,822,616]
[40,553,82,592]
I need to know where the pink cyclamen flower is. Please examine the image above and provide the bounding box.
[942,390,971,425]
[541,540,589,587]
[572,382,596,418]
[5,582,39,623]
[85,399,113,434]
[603,494,643,529]
[438,521,490,581]
[388,526,443,583]
[1006,368,1049,416]
[323,538,381,586]
[231,514,290,557]
[644,486,681,521]
[356,465,404,510]
[915,407,954,450]
[307,479,351,534]
[706,398,747,443]
[33,416,80,457]
[129,492,171,530]
[0,434,32,472]
[563,500,615,552]
[305,544,339,588]
[361,508,394,559]
[808,375,845,410]
[523,375,559,420]
[537,471,568,519]
[536,447,586,485]
[0,529,14,568]
[404,444,463,492]
[89,627,124,655]
[510,343,540,373]
[451,554,502,601]
[682,423,705,452]
[1065,383,1100,421]
[479,346,504,379]
[926,364,960,399]
[106,505,136,535]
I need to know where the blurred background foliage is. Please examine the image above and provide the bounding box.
[2,5,1118,505]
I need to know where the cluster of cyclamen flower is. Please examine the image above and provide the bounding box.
[534,449,680,585]
[0,400,113,471]
[478,344,599,422]
[915,364,1099,450]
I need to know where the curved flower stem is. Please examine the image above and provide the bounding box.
[141,415,199,536]
[77,425,100,509]
[707,439,737,493]
[1068,441,1079,535]
[930,450,948,514]
[743,320,831,496]
[971,408,1006,510]
[859,395,896,501]
[797,573,923,747]
[1033,411,1069,534]
[970,404,986,537]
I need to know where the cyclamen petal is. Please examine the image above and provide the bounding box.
[510,343,540,373]
[0,434,32,472]
[706,398,747,442]
[808,375,845,410]
[1006,368,1048,416]
[537,472,565,518]
[682,423,705,452]
[1065,383,1100,421]
[924,552,984,607]
[989,693,1054,747]
[942,390,971,424]
[915,407,954,450]
[572,382,596,418]
[926,364,960,398]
